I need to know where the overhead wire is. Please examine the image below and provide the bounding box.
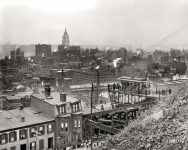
[145,22,188,52]
[148,25,188,51]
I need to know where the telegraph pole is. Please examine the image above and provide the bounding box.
[96,69,100,104]
[90,83,94,149]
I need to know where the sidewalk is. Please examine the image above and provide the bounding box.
[75,142,103,150]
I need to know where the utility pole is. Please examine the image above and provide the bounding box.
[96,69,100,104]
[90,83,94,149]
[33,131,41,150]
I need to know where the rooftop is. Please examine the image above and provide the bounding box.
[32,92,79,105]
[0,107,54,132]
[5,96,21,101]
[118,76,147,82]
[3,91,32,98]
[82,107,101,115]
[70,82,117,89]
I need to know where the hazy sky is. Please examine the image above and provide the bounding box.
[0,0,188,50]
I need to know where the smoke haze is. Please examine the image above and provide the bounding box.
[0,0,188,53]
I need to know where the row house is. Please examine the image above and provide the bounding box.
[30,85,83,150]
[0,107,55,150]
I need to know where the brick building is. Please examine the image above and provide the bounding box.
[69,46,80,58]
[59,63,80,69]
[90,48,99,56]
[35,44,51,58]
[0,107,55,150]
[72,69,114,85]
[10,47,24,63]
[41,58,54,66]
[3,95,21,110]
[30,85,83,149]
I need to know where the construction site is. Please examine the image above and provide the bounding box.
[81,76,169,148]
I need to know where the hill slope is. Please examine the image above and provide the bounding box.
[98,86,188,150]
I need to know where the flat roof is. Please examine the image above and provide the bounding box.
[164,82,175,85]
[3,92,32,98]
[118,76,147,82]
[0,107,54,132]
[32,92,79,105]
[70,82,117,89]
[171,81,186,84]
[82,107,101,115]
[5,96,21,101]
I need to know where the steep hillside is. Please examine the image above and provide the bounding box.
[98,86,188,150]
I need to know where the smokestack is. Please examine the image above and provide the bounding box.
[21,117,25,122]
[60,91,66,102]
[45,85,51,96]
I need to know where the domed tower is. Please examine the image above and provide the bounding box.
[62,29,69,46]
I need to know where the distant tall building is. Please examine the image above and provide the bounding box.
[90,47,99,56]
[62,29,69,46]
[10,46,24,63]
[35,44,51,58]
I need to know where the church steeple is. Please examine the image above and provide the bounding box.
[62,29,69,46]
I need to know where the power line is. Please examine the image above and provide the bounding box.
[145,22,188,52]
[146,23,188,52]
[148,25,188,52]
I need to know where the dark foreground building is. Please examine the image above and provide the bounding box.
[0,85,83,150]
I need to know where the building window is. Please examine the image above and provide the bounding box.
[47,124,53,134]
[39,139,44,150]
[60,122,68,132]
[60,106,66,115]
[61,123,64,132]
[73,105,76,112]
[73,133,77,141]
[10,146,16,150]
[78,120,81,128]
[72,134,74,142]
[63,136,69,144]
[0,133,8,145]
[74,120,77,128]
[65,123,68,132]
[65,136,69,144]
[48,137,53,148]
[20,129,27,140]
[9,131,17,142]
[75,104,78,112]
[30,141,36,150]
[38,126,45,135]
[30,127,37,138]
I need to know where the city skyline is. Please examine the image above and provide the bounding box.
[0,0,188,50]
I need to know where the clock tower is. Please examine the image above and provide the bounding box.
[62,29,69,46]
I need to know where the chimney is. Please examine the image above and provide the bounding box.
[62,69,64,84]
[19,105,24,110]
[60,91,66,102]
[21,117,25,122]
[45,85,51,96]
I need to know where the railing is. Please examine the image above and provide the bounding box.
[86,119,120,134]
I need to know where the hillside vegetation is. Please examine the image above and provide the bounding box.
[98,86,188,150]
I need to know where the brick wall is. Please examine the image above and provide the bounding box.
[30,95,55,118]
[0,123,55,150]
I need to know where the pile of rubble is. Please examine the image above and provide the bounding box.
[98,87,188,150]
